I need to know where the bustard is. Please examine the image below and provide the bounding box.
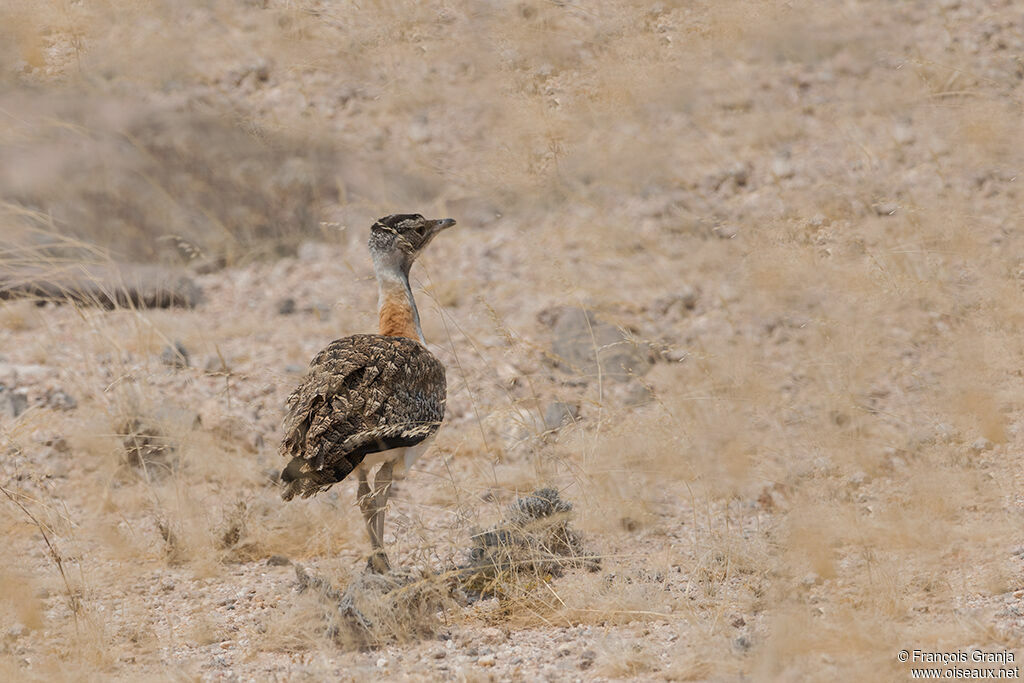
[279,214,455,572]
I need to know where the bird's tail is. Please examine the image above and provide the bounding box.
[280,457,344,501]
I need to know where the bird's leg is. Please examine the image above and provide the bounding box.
[372,460,394,545]
[367,460,394,573]
[359,467,390,573]
[356,468,380,549]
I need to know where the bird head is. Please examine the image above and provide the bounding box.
[368,214,456,274]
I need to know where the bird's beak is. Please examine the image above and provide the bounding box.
[414,218,456,253]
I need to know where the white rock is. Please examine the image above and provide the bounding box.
[892,123,915,145]
[0,363,50,383]
[771,157,795,179]
[713,224,739,240]
[971,437,993,453]
[407,121,431,144]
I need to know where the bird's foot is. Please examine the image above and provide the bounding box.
[366,550,391,574]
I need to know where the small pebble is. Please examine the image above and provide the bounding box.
[45,389,77,410]
[893,123,915,145]
[848,471,869,487]
[771,157,795,179]
[713,224,740,240]
[204,356,228,374]
[44,435,70,453]
[677,284,699,309]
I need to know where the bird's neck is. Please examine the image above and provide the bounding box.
[375,266,424,343]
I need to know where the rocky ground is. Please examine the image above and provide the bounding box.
[2,0,1024,680]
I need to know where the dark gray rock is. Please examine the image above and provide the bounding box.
[277,298,297,315]
[161,341,190,369]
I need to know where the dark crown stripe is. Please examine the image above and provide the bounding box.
[375,213,424,229]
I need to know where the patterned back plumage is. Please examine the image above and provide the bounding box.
[280,334,446,500]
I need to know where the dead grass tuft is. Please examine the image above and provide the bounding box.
[459,487,600,602]
[295,564,451,651]
[119,417,176,475]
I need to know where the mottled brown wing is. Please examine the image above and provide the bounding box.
[280,334,446,500]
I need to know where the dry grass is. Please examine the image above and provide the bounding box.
[1,0,1023,679]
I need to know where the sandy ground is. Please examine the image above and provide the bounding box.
[2,0,1024,680]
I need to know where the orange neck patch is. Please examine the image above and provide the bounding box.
[378,290,420,339]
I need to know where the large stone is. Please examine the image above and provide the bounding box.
[0,364,50,384]
[544,307,652,382]
[0,263,202,309]
[543,401,579,430]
